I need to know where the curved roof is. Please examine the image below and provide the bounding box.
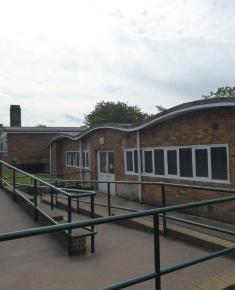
[48,97,235,146]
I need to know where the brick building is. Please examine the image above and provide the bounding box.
[0,105,85,172]
[49,97,235,222]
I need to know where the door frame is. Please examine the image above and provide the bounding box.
[97,150,115,195]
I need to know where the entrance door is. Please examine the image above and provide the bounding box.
[97,151,115,195]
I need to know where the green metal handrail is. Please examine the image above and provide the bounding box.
[0,192,234,289]
[0,160,96,255]
[0,161,235,289]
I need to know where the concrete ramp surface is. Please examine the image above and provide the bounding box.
[0,189,234,290]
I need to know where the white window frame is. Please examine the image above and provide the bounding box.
[65,150,90,169]
[124,148,139,175]
[65,151,80,168]
[142,148,155,176]
[165,147,179,179]
[124,144,230,184]
[82,150,90,169]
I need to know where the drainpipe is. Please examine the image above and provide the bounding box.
[49,144,52,174]
[137,130,142,203]
[79,140,83,182]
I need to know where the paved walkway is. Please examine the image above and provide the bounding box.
[0,188,234,290]
[61,190,235,242]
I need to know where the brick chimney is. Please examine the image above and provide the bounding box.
[10,105,21,127]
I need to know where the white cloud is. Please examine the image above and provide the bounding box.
[0,0,235,126]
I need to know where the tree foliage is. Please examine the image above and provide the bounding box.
[84,101,150,127]
[155,105,167,112]
[202,86,235,99]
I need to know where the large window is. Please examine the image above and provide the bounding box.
[167,149,177,175]
[144,150,153,174]
[211,147,228,180]
[124,145,229,183]
[195,148,208,178]
[66,151,89,168]
[82,151,89,168]
[179,148,193,177]
[125,149,139,174]
[154,149,164,175]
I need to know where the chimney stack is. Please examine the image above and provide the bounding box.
[10,105,21,127]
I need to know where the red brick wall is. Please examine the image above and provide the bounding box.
[7,133,57,165]
[138,108,235,222]
[51,107,235,222]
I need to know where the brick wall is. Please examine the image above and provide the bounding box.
[51,107,235,223]
[139,108,235,222]
[8,133,57,172]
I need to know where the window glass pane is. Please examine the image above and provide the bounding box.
[144,151,153,173]
[134,150,138,173]
[126,151,133,172]
[211,147,228,180]
[154,149,164,175]
[179,148,193,177]
[108,152,114,174]
[100,152,107,173]
[76,152,80,167]
[195,149,208,177]
[86,152,89,168]
[167,150,177,175]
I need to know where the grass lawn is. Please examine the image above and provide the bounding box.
[2,166,55,185]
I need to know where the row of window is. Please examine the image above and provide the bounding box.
[125,145,229,183]
[65,151,89,168]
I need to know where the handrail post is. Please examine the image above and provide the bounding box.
[50,188,54,210]
[76,191,80,214]
[55,191,58,207]
[0,162,2,187]
[40,189,43,203]
[33,179,38,221]
[13,169,16,201]
[54,178,58,207]
[90,194,95,253]
[107,182,111,216]
[67,196,72,256]
[153,214,161,290]
[161,184,167,237]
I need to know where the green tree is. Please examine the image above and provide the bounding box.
[155,105,167,112]
[84,101,150,126]
[202,86,235,99]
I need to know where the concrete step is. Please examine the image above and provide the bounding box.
[41,195,235,254]
[185,267,235,290]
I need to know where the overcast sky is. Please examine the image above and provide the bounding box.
[0,0,235,126]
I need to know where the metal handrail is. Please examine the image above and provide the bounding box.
[0,160,74,197]
[0,194,234,289]
[47,178,235,194]
[0,160,96,255]
[1,161,235,289]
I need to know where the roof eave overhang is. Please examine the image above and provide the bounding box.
[47,101,235,147]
